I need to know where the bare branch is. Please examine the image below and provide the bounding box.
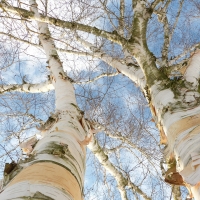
[0,30,145,89]
[0,2,127,45]
[98,0,118,31]
[75,34,146,88]
[169,42,200,65]
[88,137,151,200]
[151,0,162,10]
[118,0,125,36]
[0,80,54,94]
[0,31,93,57]
[169,0,184,43]
[154,0,172,67]
[92,121,159,171]
[76,72,119,85]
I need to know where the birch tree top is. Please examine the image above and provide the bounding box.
[0,0,199,199]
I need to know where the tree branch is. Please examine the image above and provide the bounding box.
[0,30,145,89]
[1,1,159,87]
[0,80,54,94]
[88,137,151,200]
[169,42,200,65]
[118,0,125,36]
[154,0,172,67]
[0,31,93,57]
[0,2,127,45]
[76,72,119,84]
[151,0,162,10]
[169,0,184,43]
[172,185,182,200]
[128,1,161,86]
[92,121,160,171]
[98,0,118,31]
[75,34,146,89]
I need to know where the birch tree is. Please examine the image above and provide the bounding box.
[0,0,199,199]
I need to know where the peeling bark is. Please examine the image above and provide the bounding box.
[148,49,200,199]
[0,1,91,199]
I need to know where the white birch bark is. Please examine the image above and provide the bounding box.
[76,36,146,89]
[0,2,126,45]
[148,50,200,199]
[184,50,200,86]
[100,53,145,89]
[0,1,90,199]
[0,80,54,93]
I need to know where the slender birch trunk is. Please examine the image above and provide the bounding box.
[0,1,91,199]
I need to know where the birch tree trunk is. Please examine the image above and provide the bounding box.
[148,50,200,200]
[0,1,90,199]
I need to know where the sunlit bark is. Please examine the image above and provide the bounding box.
[1,0,200,199]
[149,50,200,199]
[0,80,53,94]
[0,1,90,199]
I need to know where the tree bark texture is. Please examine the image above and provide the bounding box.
[0,1,91,199]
